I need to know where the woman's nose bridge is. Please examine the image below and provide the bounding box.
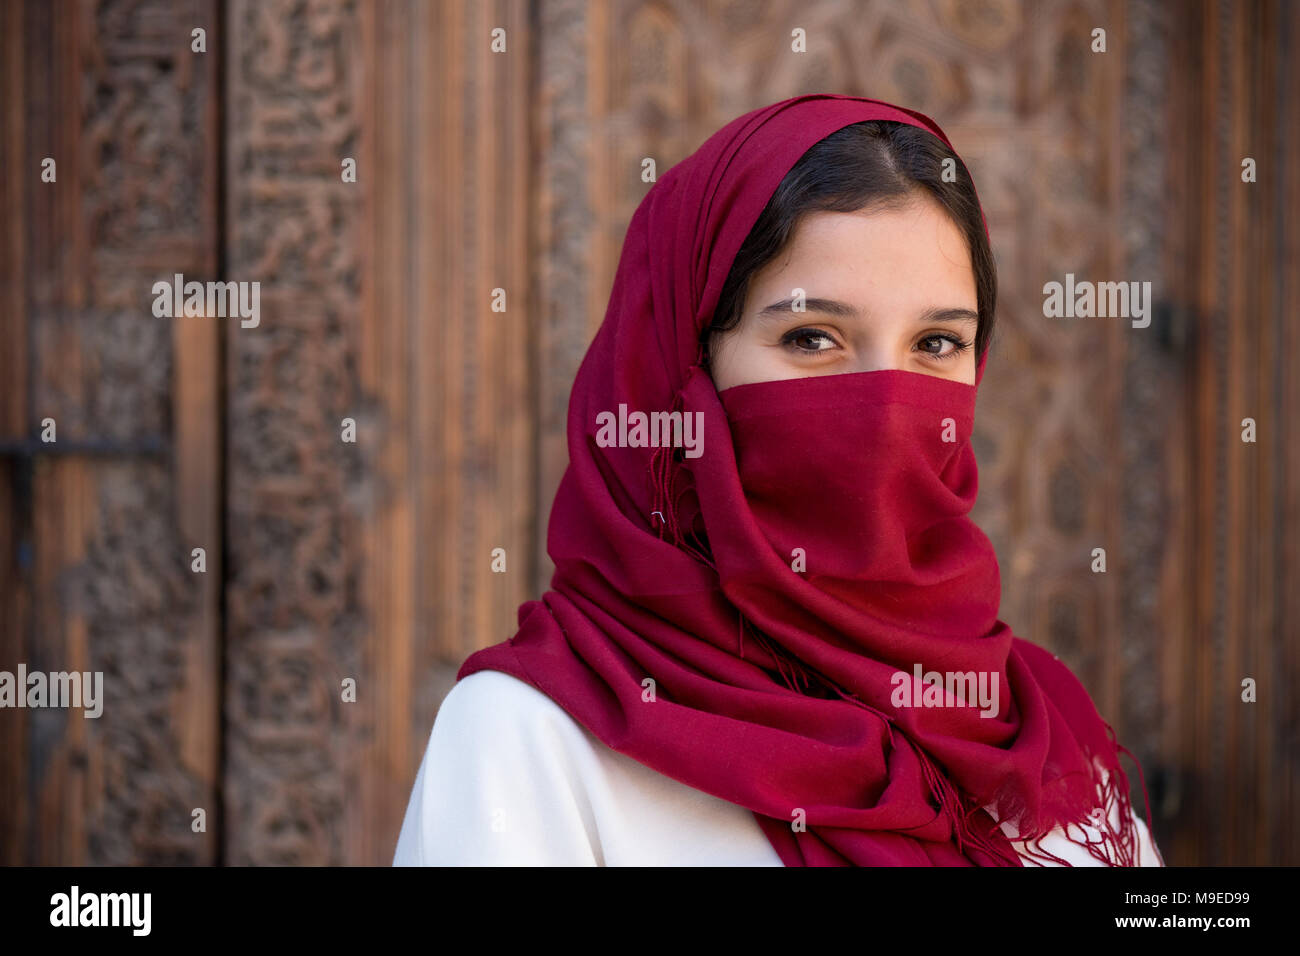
[850,342,905,373]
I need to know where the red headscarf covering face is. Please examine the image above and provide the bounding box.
[459,94,1154,866]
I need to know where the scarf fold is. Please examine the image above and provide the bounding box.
[458,93,1157,866]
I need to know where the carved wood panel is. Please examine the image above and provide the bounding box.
[223,0,368,865]
[0,0,221,864]
[222,0,534,864]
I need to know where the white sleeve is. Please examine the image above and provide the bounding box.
[392,670,603,866]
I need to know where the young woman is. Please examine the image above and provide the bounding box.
[394,94,1164,866]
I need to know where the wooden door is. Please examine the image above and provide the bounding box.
[2,0,1294,867]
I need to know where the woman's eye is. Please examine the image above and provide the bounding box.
[918,334,969,360]
[782,328,838,353]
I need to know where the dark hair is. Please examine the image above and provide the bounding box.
[703,120,997,363]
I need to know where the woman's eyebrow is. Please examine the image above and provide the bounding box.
[756,298,979,327]
[756,296,858,319]
[917,307,979,327]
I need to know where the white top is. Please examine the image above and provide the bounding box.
[393,669,1164,867]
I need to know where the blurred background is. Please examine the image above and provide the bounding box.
[1,0,1296,866]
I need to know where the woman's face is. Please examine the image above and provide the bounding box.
[708,198,980,391]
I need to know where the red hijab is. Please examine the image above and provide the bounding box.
[459,93,1155,866]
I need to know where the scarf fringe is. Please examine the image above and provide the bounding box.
[912,740,1023,865]
[648,389,717,570]
[989,721,1158,867]
[647,407,824,694]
